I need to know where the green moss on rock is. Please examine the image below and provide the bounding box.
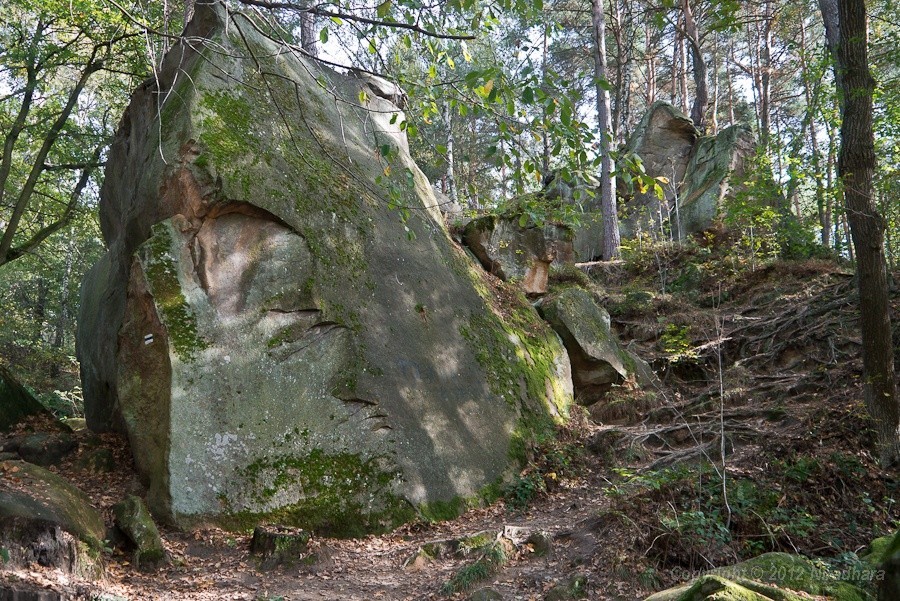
[141,223,209,362]
[223,450,415,537]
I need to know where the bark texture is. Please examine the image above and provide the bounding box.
[591,0,620,260]
[827,0,900,465]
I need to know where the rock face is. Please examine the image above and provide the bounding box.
[0,460,105,577]
[621,102,753,239]
[0,367,51,432]
[679,124,754,236]
[539,288,658,406]
[77,2,573,533]
[463,216,575,295]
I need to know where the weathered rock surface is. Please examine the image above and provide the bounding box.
[679,124,754,237]
[621,102,753,239]
[463,216,575,295]
[539,287,658,406]
[644,552,869,601]
[621,102,697,238]
[0,460,104,577]
[13,432,77,467]
[77,2,572,533]
[0,367,50,432]
[112,495,166,569]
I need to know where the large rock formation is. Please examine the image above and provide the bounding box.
[621,102,753,240]
[77,1,573,533]
[463,216,575,295]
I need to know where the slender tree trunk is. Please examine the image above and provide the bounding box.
[646,27,657,105]
[52,248,74,349]
[592,0,620,260]
[759,1,774,147]
[827,115,839,250]
[542,21,551,174]
[671,25,680,105]
[299,0,318,57]
[681,0,708,130]
[442,103,459,206]
[183,0,195,26]
[710,33,720,134]
[823,0,899,465]
[727,37,736,124]
[799,18,829,246]
[33,278,47,344]
[678,19,689,114]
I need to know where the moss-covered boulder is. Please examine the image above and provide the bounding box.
[539,287,658,407]
[77,2,573,534]
[645,552,870,601]
[679,124,754,236]
[463,215,575,295]
[620,102,753,239]
[870,530,900,600]
[0,460,105,577]
[112,495,166,569]
[0,366,51,432]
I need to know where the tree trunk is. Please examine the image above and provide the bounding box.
[442,103,459,206]
[824,0,899,465]
[710,33,719,134]
[799,18,829,246]
[592,0,620,260]
[183,0,195,26]
[646,27,657,105]
[681,0,708,131]
[299,0,318,57]
[727,37,736,124]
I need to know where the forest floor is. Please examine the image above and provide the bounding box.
[3,249,899,600]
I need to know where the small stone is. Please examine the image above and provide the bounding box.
[525,531,552,557]
[17,432,77,467]
[249,525,310,570]
[469,587,504,601]
[112,495,166,570]
[76,447,116,473]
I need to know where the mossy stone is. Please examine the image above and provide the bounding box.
[112,495,166,569]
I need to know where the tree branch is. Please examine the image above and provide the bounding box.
[236,0,476,40]
[5,146,101,264]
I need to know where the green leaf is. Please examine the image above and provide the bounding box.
[560,104,572,127]
[319,28,328,44]
[522,87,534,104]
[376,0,391,18]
